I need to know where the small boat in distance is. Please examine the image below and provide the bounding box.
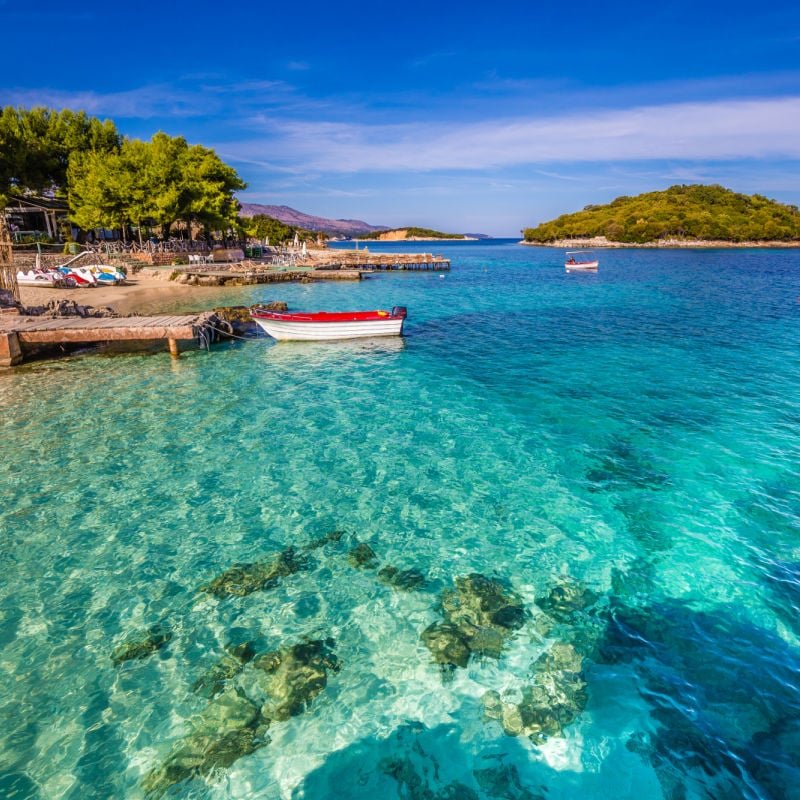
[251,307,408,341]
[565,250,599,271]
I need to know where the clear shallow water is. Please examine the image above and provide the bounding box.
[1,241,799,799]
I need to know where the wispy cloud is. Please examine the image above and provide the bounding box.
[409,51,457,69]
[0,78,304,121]
[245,96,800,172]
[2,85,208,119]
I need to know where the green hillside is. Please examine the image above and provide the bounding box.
[523,185,800,244]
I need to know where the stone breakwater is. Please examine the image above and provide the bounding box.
[521,236,800,248]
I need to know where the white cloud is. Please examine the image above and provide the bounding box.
[0,79,301,120]
[1,85,206,119]
[246,96,800,172]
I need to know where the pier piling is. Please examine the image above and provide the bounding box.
[0,331,22,367]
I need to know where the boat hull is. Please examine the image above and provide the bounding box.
[565,261,599,271]
[16,271,65,287]
[253,317,404,341]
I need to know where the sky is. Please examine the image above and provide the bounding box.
[2,0,800,235]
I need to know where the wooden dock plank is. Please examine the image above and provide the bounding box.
[17,325,197,344]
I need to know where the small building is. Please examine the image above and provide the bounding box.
[4,193,70,241]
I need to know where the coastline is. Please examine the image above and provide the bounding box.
[520,236,800,249]
[18,269,243,315]
[355,236,474,242]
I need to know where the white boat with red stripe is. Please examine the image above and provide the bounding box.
[251,306,408,341]
[565,250,599,271]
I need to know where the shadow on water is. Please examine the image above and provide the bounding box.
[0,771,41,800]
[293,721,547,800]
[599,598,800,800]
[65,680,127,800]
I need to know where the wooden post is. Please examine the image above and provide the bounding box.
[0,213,19,303]
[0,332,23,367]
[168,338,180,358]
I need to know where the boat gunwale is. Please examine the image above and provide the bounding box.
[251,309,405,323]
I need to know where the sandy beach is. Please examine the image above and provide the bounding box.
[18,270,244,315]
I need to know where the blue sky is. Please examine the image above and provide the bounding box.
[2,0,800,235]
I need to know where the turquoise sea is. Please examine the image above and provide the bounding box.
[1,240,799,799]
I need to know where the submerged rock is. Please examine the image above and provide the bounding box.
[377,565,427,592]
[535,578,598,624]
[111,625,172,665]
[305,530,346,551]
[422,574,527,670]
[347,542,379,569]
[420,622,472,670]
[192,644,256,699]
[254,638,340,722]
[200,547,312,598]
[381,755,479,800]
[442,574,527,636]
[586,436,670,492]
[142,688,268,796]
[473,764,545,800]
[484,643,587,743]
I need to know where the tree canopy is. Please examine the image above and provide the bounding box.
[0,107,119,204]
[522,185,800,244]
[1,106,246,239]
[67,133,245,238]
[243,214,321,244]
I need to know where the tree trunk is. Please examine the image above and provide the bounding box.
[0,214,19,303]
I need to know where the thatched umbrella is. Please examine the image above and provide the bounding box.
[0,213,19,302]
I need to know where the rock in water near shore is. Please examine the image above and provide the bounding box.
[377,565,427,591]
[305,529,346,551]
[200,547,312,598]
[253,638,340,722]
[344,538,427,589]
[141,688,268,797]
[22,298,119,318]
[535,578,598,624]
[422,574,527,671]
[420,622,472,669]
[484,643,588,742]
[192,643,257,699]
[111,624,172,665]
[482,576,606,743]
[347,542,379,569]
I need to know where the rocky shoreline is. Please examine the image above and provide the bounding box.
[520,236,800,249]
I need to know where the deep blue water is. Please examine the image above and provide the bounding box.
[1,241,799,799]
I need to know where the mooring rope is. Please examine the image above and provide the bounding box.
[204,322,262,342]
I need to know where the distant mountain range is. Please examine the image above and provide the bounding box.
[237,203,388,237]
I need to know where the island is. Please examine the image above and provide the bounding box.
[521,185,800,247]
[357,227,478,241]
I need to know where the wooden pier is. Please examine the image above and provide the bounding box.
[178,268,364,286]
[174,252,450,285]
[0,312,214,366]
[309,253,451,271]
